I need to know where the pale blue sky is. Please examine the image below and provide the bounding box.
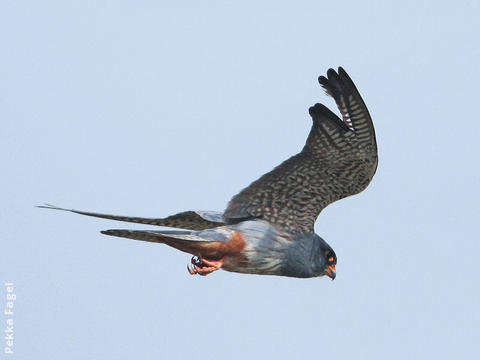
[1,1,479,359]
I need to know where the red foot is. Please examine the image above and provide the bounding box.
[187,256,224,276]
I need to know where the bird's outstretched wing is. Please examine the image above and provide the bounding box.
[223,67,378,233]
[37,204,225,230]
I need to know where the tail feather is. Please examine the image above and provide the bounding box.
[101,228,234,260]
[100,229,205,243]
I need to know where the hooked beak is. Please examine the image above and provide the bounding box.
[325,264,336,280]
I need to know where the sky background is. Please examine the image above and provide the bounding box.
[1,1,479,359]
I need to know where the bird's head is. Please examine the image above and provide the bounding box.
[321,248,337,280]
[310,234,337,279]
[282,232,337,279]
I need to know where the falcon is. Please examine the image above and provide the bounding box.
[40,67,378,279]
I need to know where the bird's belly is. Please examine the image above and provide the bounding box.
[221,245,286,275]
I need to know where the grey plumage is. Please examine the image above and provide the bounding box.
[39,67,377,279]
[103,220,333,278]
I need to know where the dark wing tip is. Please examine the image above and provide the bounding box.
[36,203,69,211]
[308,103,318,116]
[318,69,344,97]
[336,67,357,90]
[318,75,328,83]
[327,68,344,91]
[318,75,334,97]
[317,75,329,88]
[337,66,347,77]
[309,102,335,119]
[319,67,354,91]
[318,67,359,104]
[326,68,339,79]
[36,203,56,209]
[309,103,351,132]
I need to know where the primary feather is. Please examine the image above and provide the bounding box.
[223,67,378,233]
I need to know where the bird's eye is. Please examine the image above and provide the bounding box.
[324,250,336,264]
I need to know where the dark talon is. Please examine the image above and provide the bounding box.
[187,263,197,275]
[191,256,203,267]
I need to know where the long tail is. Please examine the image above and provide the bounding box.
[101,228,234,260]
[37,204,225,230]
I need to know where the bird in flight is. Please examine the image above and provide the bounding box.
[40,67,377,279]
